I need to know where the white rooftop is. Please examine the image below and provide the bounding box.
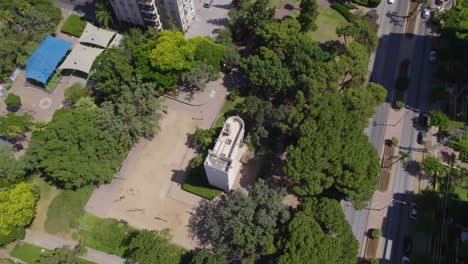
[79,23,116,48]
[109,33,123,48]
[58,44,104,74]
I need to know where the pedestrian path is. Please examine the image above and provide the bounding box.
[22,231,127,264]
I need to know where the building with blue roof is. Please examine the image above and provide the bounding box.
[25,36,73,84]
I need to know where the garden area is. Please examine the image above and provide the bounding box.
[61,14,88,37]
[309,6,349,43]
[10,242,95,264]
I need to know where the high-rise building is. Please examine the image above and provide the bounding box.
[108,0,195,32]
[204,116,245,192]
[109,0,163,30]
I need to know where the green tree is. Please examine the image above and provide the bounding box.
[64,83,92,106]
[95,78,164,148]
[370,229,381,239]
[344,82,387,123]
[91,47,135,104]
[337,41,370,91]
[297,0,319,31]
[430,111,449,130]
[422,155,445,176]
[193,127,217,150]
[149,30,195,72]
[190,36,225,70]
[124,229,185,264]
[189,250,225,264]
[278,198,358,264]
[240,47,294,97]
[195,180,290,260]
[182,63,219,91]
[0,112,32,139]
[239,96,288,145]
[4,93,21,111]
[37,244,87,264]
[0,182,39,242]
[0,146,26,182]
[222,45,241,69]
[336,18,378,52]
[31,108,125,189]
[228,0,275,41]
[284,93,380,208]
[95,0,114,28]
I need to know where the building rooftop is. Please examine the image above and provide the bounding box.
[206,116,244,172]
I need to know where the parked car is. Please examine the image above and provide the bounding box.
[422,8,431,19]
[417,131,427,145]
[389,0,395,4]
[429,50,437,63]
[403,236,413,255]
[402,256,411,264]
[419,112,429,128]
[204,0,214,7]
[409,202,417,220]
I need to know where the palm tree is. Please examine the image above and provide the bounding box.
[95,0,114,28]
[74,97,97,110]
[33,121,48,133]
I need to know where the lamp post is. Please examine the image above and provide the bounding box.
[371,199,407,211]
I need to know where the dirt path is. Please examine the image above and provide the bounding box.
[29,178,59,234]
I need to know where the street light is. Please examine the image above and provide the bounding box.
[370,199,407,211]
[373,110,409,127]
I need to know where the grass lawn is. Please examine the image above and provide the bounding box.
[182,165,223,199]
[10,242,50,264]
[447,120,465,131]
[45,69,62,92]
[453,185,468,202]
[10,242,96,264]
[79,213,133,256]
[271,0,300,9]
[308,6,348,43]
[44,185,94,234]
[0,259,16,264]
[61,14,87,37]
[213,96,244,128]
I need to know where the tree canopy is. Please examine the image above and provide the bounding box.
[37,244,87,264]
[197,180,290,260]
[297,0,319,32]
[30,108,125,189]
[0,182,39,238]
[278,198,358,264]
[150,30,196,72]
[0,146,26,182]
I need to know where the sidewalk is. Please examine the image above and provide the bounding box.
[22,231,127,264]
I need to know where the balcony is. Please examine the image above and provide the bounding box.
[139,5,156,14]
[142,13,159,21]
[145,20,161,28]
[137,0,154,6]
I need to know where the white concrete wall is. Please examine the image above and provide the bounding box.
[204,162,229,192]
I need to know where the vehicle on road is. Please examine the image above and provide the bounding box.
[402,256,411,264]
[429,50,438,63]
[204,0,213,7]
[422,8,431,19]
[419,112,430,128]
[409,202,417,220]
[403,236,413,255]
[417,131,427,145]
[388,0,395,4]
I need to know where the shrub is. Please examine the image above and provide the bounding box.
[394,100,405,110]
[64,83,92,106]
[330,3,355,22]
[391,137,399,146]
[370,228,381,239]
[4,93,21,111]
[0,227,25,245]
[368,0,381,7]
[342,3,358,9]
[352,0,369,6]
[61,14,87,37]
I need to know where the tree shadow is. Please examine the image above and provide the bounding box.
[171,169,188,185]
[404,159,420,176]
[212,3,234,9]
[188,199,217,247]
[222,70,243,92]
[206,18,229,27]
[185,132,196,149]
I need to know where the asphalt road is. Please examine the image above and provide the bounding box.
[343,0,435,261]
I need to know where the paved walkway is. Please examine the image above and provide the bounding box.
[22,231,127,264]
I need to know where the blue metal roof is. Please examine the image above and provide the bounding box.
[25,36,73,84]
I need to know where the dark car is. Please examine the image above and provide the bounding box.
[204,0,214,7]
[419,112,429,128]
[403,236,413,255]
[417,131,427,145]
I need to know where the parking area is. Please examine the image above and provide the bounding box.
[185,0,233,38]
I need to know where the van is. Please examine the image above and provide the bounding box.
[204,0,213,8]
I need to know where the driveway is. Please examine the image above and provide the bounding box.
[185,0,233,38]
[54,0,97,22]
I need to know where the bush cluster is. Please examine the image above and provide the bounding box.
[331,3,355,22]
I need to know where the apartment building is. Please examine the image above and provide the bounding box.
[108,0,195,32]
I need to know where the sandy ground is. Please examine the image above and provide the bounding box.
[105,107,203,249]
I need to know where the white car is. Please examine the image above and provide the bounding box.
[422,9,431,19]
[389,0,395,4]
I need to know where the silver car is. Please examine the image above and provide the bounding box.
[409,202,417,220]
[422,9,431,19]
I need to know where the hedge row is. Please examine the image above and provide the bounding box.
[342,3,359,9]
[351,0,381,7]
[330,3,355,22]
